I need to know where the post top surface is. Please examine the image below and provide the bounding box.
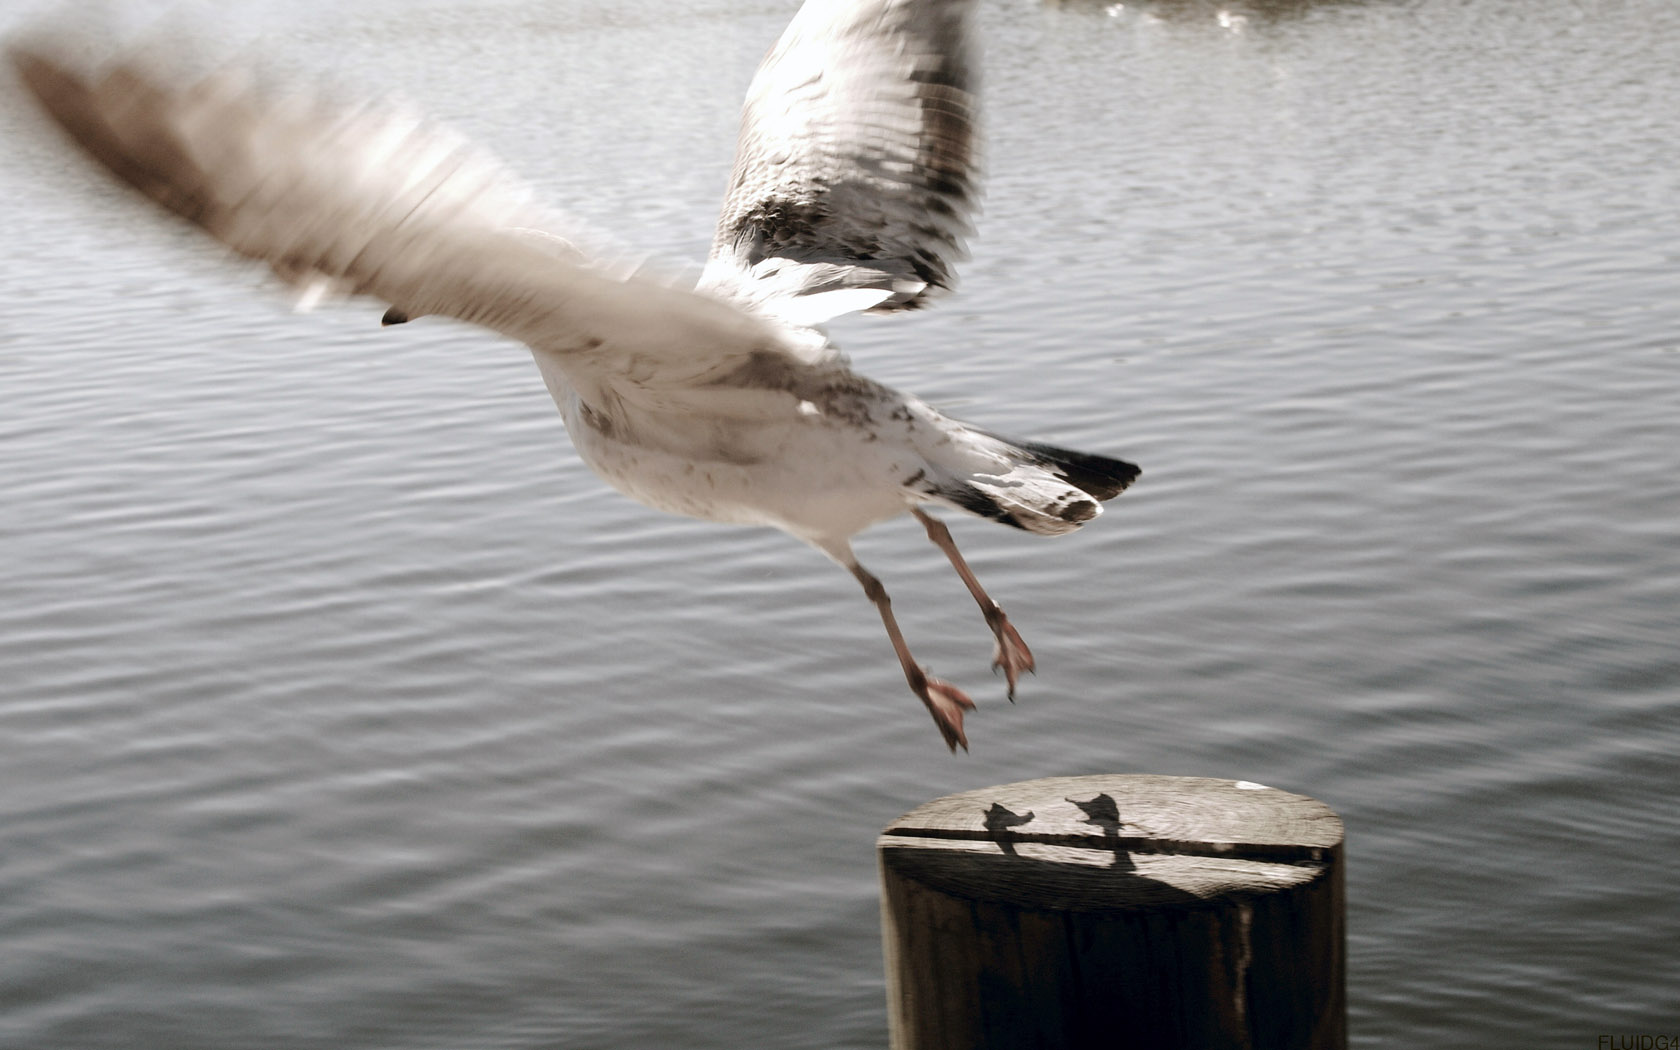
[884,774,1342,853]
[878,774,1343,910]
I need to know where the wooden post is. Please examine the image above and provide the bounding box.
[877,774,1345,1050]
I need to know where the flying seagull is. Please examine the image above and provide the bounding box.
[8,0,1138,751]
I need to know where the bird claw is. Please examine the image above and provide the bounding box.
[916,675,976,752]
[990,618,1036,701]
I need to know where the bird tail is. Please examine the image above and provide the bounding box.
[1002,436,1141,502]
[911,431,1140,537]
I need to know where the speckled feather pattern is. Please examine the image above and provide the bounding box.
[699,0,981,318]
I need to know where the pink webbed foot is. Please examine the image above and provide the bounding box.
[988,613,1036,701]
[914,673,976,752]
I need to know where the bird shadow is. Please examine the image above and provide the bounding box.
[982,793,1135,872]
[889,794,1203,911]
[1062,791,1137,872]
[982,801,1038,856]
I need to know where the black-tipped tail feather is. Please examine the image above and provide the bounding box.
[1004,437,1141,502]
[911,434,1139,536]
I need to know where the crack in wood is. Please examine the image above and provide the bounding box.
[880,825,1333,866]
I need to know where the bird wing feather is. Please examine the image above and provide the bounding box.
[8,40,829,420]
[698,0,982,323]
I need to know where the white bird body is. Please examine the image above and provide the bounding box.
[9,0,1139,749]
[543,357,920,542]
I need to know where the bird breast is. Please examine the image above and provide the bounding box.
[556,383,924,541]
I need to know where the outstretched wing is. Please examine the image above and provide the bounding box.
[698,0,982,324]
[9,39,826,419]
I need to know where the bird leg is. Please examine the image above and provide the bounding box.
[846,560,975,752]
[912,508,1035,699]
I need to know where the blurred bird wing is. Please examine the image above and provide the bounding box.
[698,0,982,325]
[9,42,831,417]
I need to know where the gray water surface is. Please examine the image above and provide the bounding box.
[2,0,1677,1046]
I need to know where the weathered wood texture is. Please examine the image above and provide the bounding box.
[878,774,1344,1050]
